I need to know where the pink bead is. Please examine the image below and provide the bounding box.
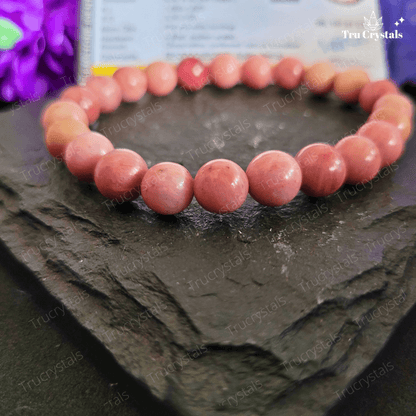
[241,55,272,89]
[194,159,249,214]
[358,80,398,113]
[86,76,122,113]
[94,149,148,202]
[335,135,382,185]
[141,162,194,215]
[246,150,302,206]
[295,143,346,197]
[357,121,404,168]
[209,54,241,89]
[177,57,209,91]
[272,57,304,90]
[41,100,89,130]
[373,93,414,118]
[64,132,114,182]
[146,62,177,96]
[60,86,101,124]
[113,67,147,102]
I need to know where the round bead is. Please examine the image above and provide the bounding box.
[86,76,122,113]
[241,55,272,89]
[333,69,370,103]
[358,80,398,113]
[272,57,304,90]
[60,86,101,124]
[303,62,336,95]
[94,149,148,202]
[209,54,241,89]
[246,150,302,206]
[45,119,90,159]
[64,132,114,182]
[335,135,382,185]
[373,93,413,118]
[113,67,147,102]
[194,159,249,214]
[141,162,194,215]
[357,121,404,168]
[369,107,412,141]
[295,143,346,197]
[177,57,209,91]
[41,100,89,130]
[146,62,177,96]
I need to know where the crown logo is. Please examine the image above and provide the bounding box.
[363,11,383,31]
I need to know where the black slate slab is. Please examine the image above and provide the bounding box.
[0,84,415,416]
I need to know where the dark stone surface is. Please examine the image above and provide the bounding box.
[0,84,415,416]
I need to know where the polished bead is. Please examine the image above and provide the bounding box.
[113,67,147,102]
[41,100,89,130]
[373,93,414,118]
[177,57,209,91]
[45,119,90,159]
[94,149,148,202]
[303,62,336,95]
[333,69,370,103]
[369,107,412,141]
[60,86,101,124]
[246,150,302,206]
[272,57,304,90]
[357,121,404,168]
[295,143,346,197]
[141,162,194,215]
[86,76,122,113]
[194,159,248,214]
[209,54,241,89]
[146,62,177,96]
[335,135,381,184]
[64,132,114,182]
[241,55,271,89]
[358,80,398,113]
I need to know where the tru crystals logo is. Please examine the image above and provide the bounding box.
[342,11,404,41]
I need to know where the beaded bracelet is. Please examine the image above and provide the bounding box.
[41,55,414,215]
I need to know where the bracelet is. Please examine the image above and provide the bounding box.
[40,55,414,215]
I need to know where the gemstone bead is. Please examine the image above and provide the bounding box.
[369,107,412,141]
[146,62,177,96]
[141,162,194,215]
[358,80,398,113]
[335,135,381,185]
[94,149,148,202]
[295,143,346,197]
[177,57,209,91]
[64,132,114,182]
[60,86,101,124]
[194,159,249,214]
[41,100,89,130]
[373,93,413,118]
[246,150,302,206]
[357,121,404,167]
[333,69,370,103]
[303,62,336,95]
[272,57,304,90]
[113,67,147,102]
[241,55,272,90]
[45,119,90,159]
[86,76,123,113]
[209,54,241,89]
